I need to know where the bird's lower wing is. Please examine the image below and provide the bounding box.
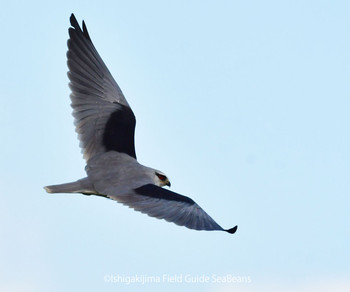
[106,184,237,234]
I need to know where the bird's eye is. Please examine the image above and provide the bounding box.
[156,173,166,181]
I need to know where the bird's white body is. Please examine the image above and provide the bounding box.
[86,151,165,195]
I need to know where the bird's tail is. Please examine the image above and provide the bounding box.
[44,178,95,194]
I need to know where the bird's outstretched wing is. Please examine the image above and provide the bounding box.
[67,14,136,161]
[106,184,237,234]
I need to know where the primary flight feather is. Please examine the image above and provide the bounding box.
[44,14,237,234]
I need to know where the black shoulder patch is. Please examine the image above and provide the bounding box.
[134,184,195,205]
[103,105,137,159]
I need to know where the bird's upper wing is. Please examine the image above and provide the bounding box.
[67,14,136,161]
[105,184,237,234]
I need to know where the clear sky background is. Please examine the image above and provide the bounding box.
[0,1,349,291]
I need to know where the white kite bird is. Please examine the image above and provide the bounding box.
[44,14,237,234]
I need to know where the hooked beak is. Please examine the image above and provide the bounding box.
[166,181,171,187]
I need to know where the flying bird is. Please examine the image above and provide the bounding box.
[44,14,237,234]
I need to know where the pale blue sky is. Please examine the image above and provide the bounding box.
[1,1,349,291]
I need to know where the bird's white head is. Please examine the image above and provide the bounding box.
[154,171,171,187]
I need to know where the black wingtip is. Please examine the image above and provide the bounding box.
[82,20,92,41]
[225,225,238,234]
[69,14,92,42]
[70,13,80,29]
